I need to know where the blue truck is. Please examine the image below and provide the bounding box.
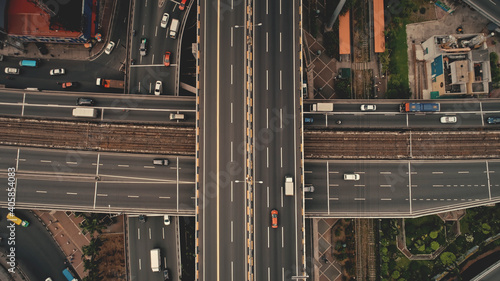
[400,102,440,112]
[62,268,77,281]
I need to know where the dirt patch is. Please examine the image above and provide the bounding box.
[353,69,373,98]
[408,1,438,23]
[352,0,370,62]
[96,233,126,280]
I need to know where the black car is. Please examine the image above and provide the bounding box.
[35,42,48,55]
[138,215,146,223]
[163,268,170,280]
[486,117,500,124]
[76,97,95,106]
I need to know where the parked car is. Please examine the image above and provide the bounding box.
[163,269,170,280]
[154,81,162,95]
[153,159,169,166]
[440,116,457,124]
[49,68,65,76]
[4,67,20,75]
[486,117,500,124]
[160,13,170,28]
[304,117,313,123]
[164,215,171,225]
[179,0,187,10]
[271,209,278,229]
[304,185,315,192]
[164,52,171,66]
[360,104,376,111]
[104,41,115,55]
[138,215,146,223]
[140,38,148,56]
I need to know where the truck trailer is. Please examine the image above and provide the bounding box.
[6,213,29,227]
[96,78,124,89]
[150,248,161,272]
[311,103,334,112]
[72,108,98,118]
[285,176,294,196]
[400,102,440,112]
[169,19,180,39]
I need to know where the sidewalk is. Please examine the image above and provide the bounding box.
[33,210,92,280]
[0,0,115,61]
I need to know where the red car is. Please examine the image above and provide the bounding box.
[271,209,278,229]
[179,0,186,10]
[164,52,171,67]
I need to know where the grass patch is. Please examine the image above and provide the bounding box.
[388,23,409,86]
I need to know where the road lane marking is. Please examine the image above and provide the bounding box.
[267,147,269,167]
[329,197,339,200]
[231,181,233,202]
[266,0,268,14]
[231,141,234,162]
[231,221,233,242]
[381,198,392,201]
[138,229,141,240]
[266,70,269,90]
[149,228,152,239]
[266,32,268,52]
[118,165,129,167]
[144,166,155,169]
[281,227,284,248]
[36,190,47,193]
[66,162,78,165]
[280,147,283,167]
[155,26,158,37]
[128,195,139,198]
[280,108,283,128]
[267,186,269,208]
[328,171,339,174]
[231,64,233,84]
[159,196,170,199]
[97,194,108,197]
[304,170,312,173]
[486,161,492,200]
[280,70,282,90]
[151,54,155,65]
[280,32,282,52]
[40,160,51,163]
[280,0,282,14]
[142,25,145,36]
[379,172,391,174]
[380,185,391,187]
[21,93,26,116]
[489,0,496,5]
[432,171,443,174]
[354,185,365,187]
[138,259,142,270]
[231,27,233,47]
[268,267,270,280]
[18,158,26,161]
[433,185,444,187]
[67,192,77,195]
[266,108,269,128]
[329,184,339,187]
[458,171,469,174]
[231,103,233,123]
[354,198,366,200]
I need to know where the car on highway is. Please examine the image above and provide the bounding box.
[271,209,278,229]
[45,278,52,281]
[163,268,170,280]
[164,51,171,66]
[440,116,457,124]
[49,68,65,76]
[4,67,20,75]
[160,13,170,28]
[304,185,315,192]
[164,215,171,225]
[486,117,500,124]
[304,117,313,123]
[360,104,376,111]
[154,81,162,95]
[76,97,95,106]
[140,38,148,56]
[104,41,115,55]
[61,82,77,89]
[153,158,169,166]
[344,173,360,181]
[179,0,187,10]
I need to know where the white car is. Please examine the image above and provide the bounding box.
[360,104,376,111]
[104,41,115,55]
[4,67,20,75]
[160,13,170,28]
[154,81,162,95]
[49,68,65,76]
[164,215,171,225]
[440,116,457,124]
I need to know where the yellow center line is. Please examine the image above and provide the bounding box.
[216,0,220,280]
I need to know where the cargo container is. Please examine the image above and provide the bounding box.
[400,102,440,112]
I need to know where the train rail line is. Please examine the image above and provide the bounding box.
[1,117,499,159]
[0,117,196,155]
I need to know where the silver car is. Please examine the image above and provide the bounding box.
[104,41,115,55]
[5,67,20,75]
[49,68,65,75]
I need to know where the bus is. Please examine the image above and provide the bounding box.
[6,213,29,227]
[19,60,39,67]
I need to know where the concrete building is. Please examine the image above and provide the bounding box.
[420,33,492,97]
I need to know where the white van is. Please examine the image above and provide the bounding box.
[344,173,360,181]
[169,19,179,39]
[170,113,185,120]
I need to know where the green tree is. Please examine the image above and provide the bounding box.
[431,241,440,251]
[386,75,411,99]
[440,252,457,266]
[482,223,491,234]
[334,79,352,98]
[430,230,439,239]
[391,271,400,279]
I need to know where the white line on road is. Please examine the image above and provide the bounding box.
[354,185,365,187]
[138,229,141,240]
[231,221,234,242]
[159,196,171,199]
[267,186,269,208]
[266,70,269,90]
[231,261,234,281]
[380,185,391,187]
[162,228,165,239]
[266,108,269,128]
[142,25,145,36]
[21,93,26,116]
[282,268,285,281]
[40,160,51,163]
[18,159,25,162]
[280,108,283,128]
[281,185,284,207]
[458,171,469,174]
[231,103,233,124]
[155,26,158,37]
[281,227,284,248]
[381,198,392,201]
[118,164,129,167]
[67,192,77,195]
[36,190,47,193]
[231,27,233,47]
[267,227,270,248]
[433,185,444,187]
[379,172,391,174]
[144,166,155,169]
[231,64,233,84]
[151,54,155,65]
[128,195,139,198]
[267,147,269,168]
[231,141,234,162]
[66,162,78,165]
[329,197,339,200]
[280,0,282,14]
[280,32,282,52]
[149,228,152,239]
[266,0,268,14]
[138,259,142,270]
[354,198,366,201]
[304,170,312,173]
[432,171,443,174]
[97,194,108,197]
[231,181,233,202]
[280,147,283,167]
[280,70,282,90]
[268,267,270,280]
[266,32,269,52]
[489,0,497,5]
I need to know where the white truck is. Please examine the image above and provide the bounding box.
[150,248,161,272]
[311,103,334,112]
[72,107,98,118]
[285,176,294,196]
[169,19,179,39]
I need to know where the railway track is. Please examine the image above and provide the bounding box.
[1,117,499,159]
[0,117,196,155]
